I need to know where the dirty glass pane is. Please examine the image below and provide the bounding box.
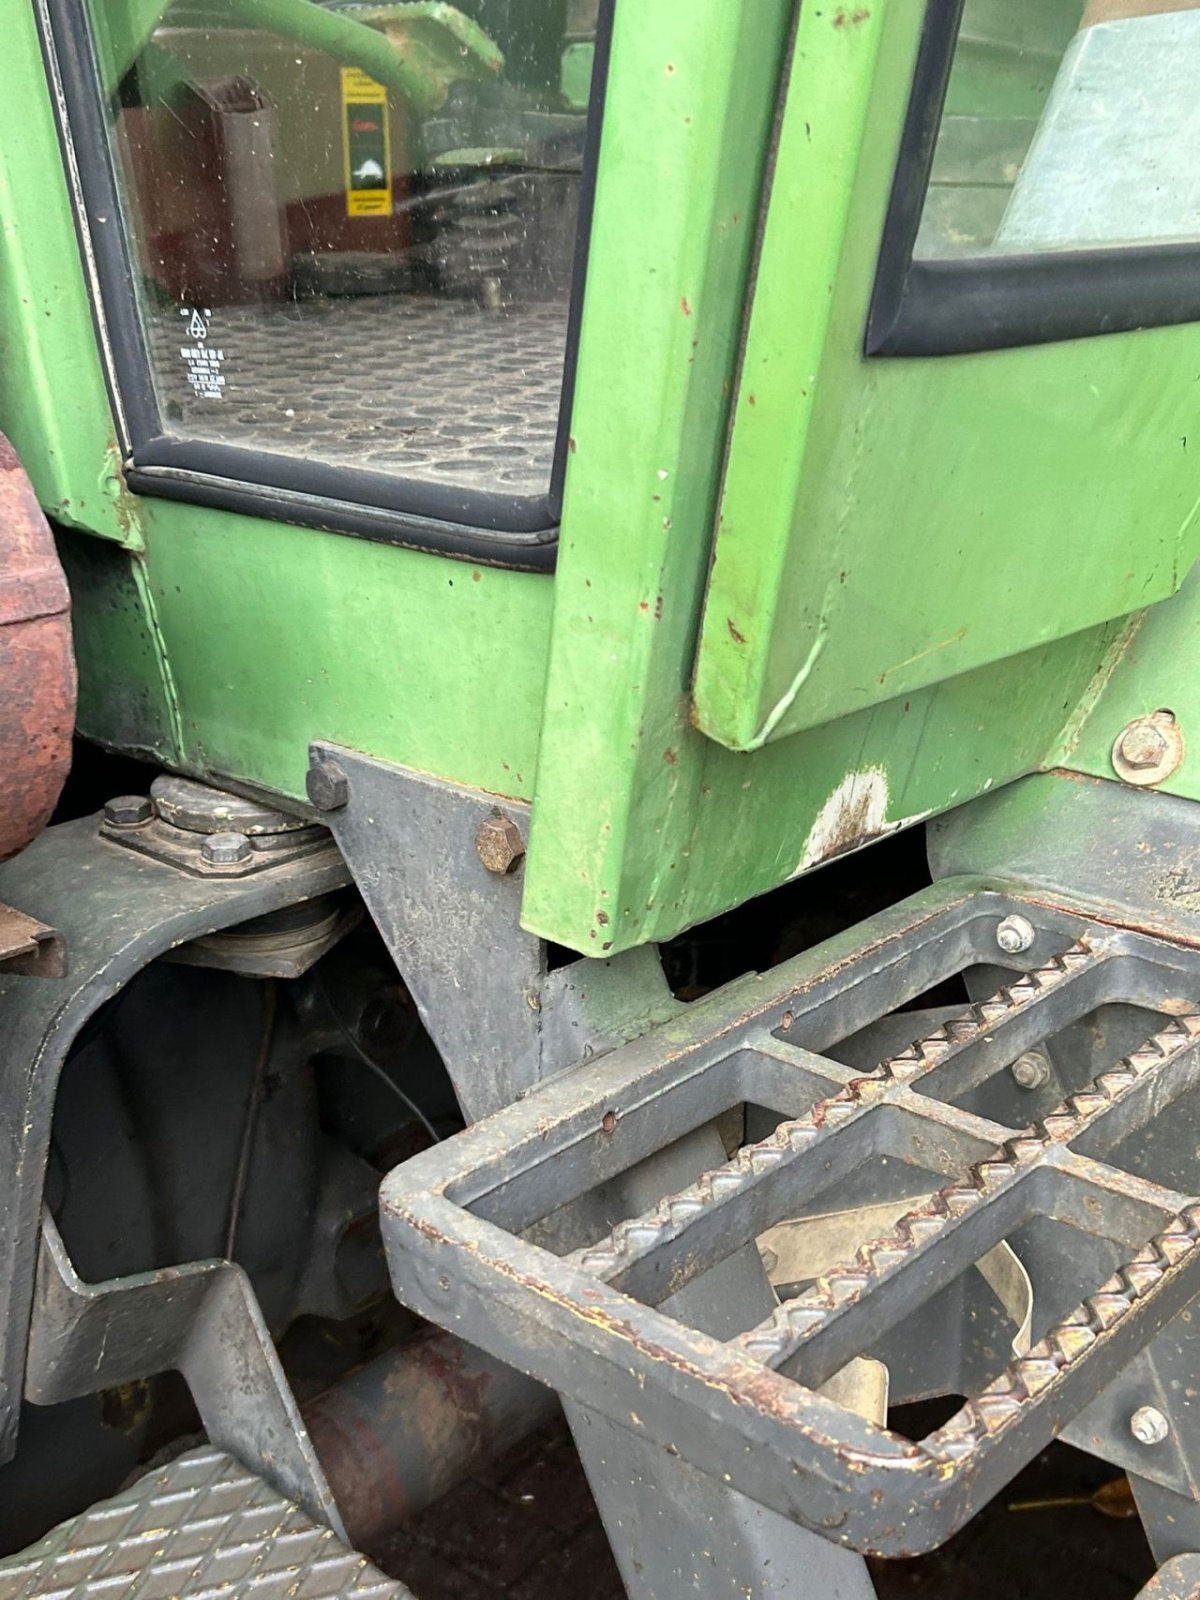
[88,0,601,502]
[916,0,1200,260]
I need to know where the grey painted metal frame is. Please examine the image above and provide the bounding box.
[0,812,349,1463]
[25,1215,343,1533]
[308,745,689,1118]
[379,877,1200,1558]
[309,745,544,1122]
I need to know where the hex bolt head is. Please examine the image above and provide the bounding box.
[476,813,526,875]
[1011,1051,1051,1091]
[201,830,253,867]
[996,913,1035,955]
[306,757,350,813]
[1117,723,1169,771]
[1130,1405,1171,1447]
[1112,712,1185,788]
[103,795,153,828]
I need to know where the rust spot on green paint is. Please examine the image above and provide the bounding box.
[833,6,870,23]
[597,910,610,925]
[727,618,747,645]
[664,748,678,765]
[681,297,692,317]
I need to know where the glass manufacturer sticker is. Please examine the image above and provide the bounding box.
[178,306,225,400]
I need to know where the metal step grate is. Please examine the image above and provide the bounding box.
[0,1447,415,1600]
[378,878,1200,1559]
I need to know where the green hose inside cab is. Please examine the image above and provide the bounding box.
[94,0,504,113]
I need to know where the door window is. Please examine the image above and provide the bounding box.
[61,0,606,542]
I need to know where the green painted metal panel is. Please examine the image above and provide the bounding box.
[1056,564,1200,804]
[0,5,139,549]
[690,0,1200,752]
[521,0,1129,956]
[69,504,553,805]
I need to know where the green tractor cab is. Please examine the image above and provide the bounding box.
[4,1,1200,1595]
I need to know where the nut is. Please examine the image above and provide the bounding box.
[475,813,526,875]
[201,830,253,867]
[1130,1405,1170,1446]
[996,913,1035,955]
[306,757,350,813]
[1112,712,1185,788]
[103,795,152,828]
[1011,1051,1051,1090]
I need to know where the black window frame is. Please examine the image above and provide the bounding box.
[867,0,1200,358]
[36,0,615,570]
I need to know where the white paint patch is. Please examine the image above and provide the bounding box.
[794,767,893,876]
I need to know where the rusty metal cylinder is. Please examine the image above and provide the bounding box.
[0,434,76,861]
[303,1330,558,1547]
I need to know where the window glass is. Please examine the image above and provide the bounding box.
[90,0,601,500]
[915,0,1200,260]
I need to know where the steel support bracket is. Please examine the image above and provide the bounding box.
[0,812,349,1462]
[25,1214,343,1533]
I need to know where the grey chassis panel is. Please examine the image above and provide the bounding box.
[0,813,349,1461]
[929,772,1200,951]
[309,744,543,1122]
[378,877,1200,1557]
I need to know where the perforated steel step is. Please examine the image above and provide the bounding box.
[0,1447,415,1600]
[378,878,1200,1560]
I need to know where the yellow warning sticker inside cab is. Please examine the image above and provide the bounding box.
[341,68,392,217]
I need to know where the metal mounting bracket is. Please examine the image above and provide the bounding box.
[0,811,349,1463]
[25,1215,343,1533]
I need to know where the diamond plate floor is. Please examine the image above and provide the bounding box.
[0,1447,414,1600]
[146,296,569,496]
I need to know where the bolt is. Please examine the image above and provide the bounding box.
[1011,1051,1051,1090]
[103,795,153,828]
[996,913,1035,955]
[475,813,526,875]
[1112,712,1185,788]
[1130,1405,1170,1446]
[306,758,349,813]
[1117,722,1170,772]
[201,831,253,867]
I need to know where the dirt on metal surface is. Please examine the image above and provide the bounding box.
[0,434,75,861]
[372,1416,1154,1600]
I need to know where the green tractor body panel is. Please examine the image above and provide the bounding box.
[5,0,1200,955]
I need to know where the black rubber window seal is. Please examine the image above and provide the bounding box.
[867,0,1200,358]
